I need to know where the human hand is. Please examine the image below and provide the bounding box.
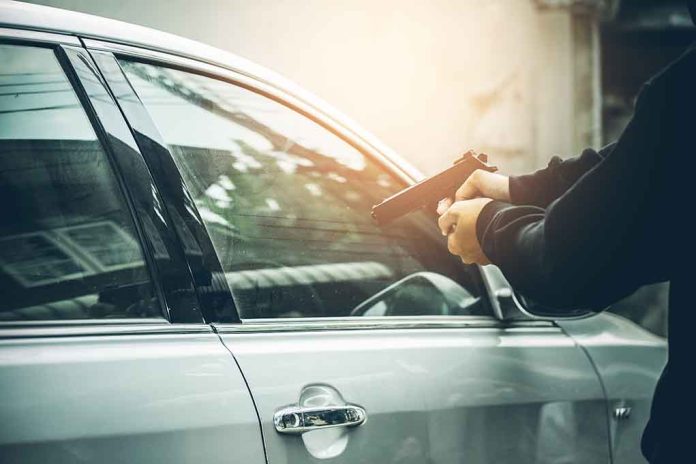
[437,198,493,265]
[436,169,509,215]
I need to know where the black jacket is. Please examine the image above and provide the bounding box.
[476,46,696,462]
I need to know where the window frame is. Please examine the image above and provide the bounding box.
[89,39,503,328]
[0,30,204,329]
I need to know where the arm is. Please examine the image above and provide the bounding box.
[446,144,613,210]
[509,143,614,208]
[476,78,672,310]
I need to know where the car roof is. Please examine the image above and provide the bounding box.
[0,0,423,181]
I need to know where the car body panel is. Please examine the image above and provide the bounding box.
[219,323,610,463]
[558,313,667,464]
[0,328,265,464]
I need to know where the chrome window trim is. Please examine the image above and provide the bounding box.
[82,38,416,186]
[214,317,556,334]
[0,26,80,46]
[0,318,166,327]
[0,322,212,339]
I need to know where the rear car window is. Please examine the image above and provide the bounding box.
[121,60,489,319]
[0,44,159,321]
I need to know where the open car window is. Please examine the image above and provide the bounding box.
[121,59,490,319]
[0,44,159,321]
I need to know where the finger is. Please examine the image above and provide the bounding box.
[436,197,453,215]
[438,208,458,236]
[455,170,481,201]
[447,233,461,256]
[461,249,490,266]
[450,236,475,262]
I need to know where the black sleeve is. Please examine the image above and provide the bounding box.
[509,143,614,208]
[476,78,672,310]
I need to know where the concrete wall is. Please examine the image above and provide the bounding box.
[24,0,601,175]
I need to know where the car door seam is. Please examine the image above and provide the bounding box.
[212,324,270,464]
[557,324,615,464]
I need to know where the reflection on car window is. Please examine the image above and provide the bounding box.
[122,60,488,319]
[0,45,159,321]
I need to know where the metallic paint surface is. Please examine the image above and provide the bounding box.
[220,326,611,463]
[558,312,667,464]
[0,333,265,464]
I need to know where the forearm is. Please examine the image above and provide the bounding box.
[476,201,646,310]
[509,144,614,208]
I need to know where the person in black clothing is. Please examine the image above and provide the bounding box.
[436,2,696,462]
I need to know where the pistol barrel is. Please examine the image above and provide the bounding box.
[371,151,496,226]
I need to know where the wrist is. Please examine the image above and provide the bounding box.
[500,176,511,202]
[488,173,511,202]
[475,200,513,255]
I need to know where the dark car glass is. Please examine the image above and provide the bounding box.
[121,60,488,319]
[0,44,159,321]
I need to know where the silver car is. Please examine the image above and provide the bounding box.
[0,2,666,463]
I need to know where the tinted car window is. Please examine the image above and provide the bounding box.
[0,44,159,321]
[121,60,488,319]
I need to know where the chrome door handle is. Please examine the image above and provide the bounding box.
[614,405,632,420]
[274,404,367,434]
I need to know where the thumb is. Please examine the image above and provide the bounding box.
[455,171,481,201]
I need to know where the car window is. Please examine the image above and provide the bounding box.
[0,44,159,321]
[121,60,489,319]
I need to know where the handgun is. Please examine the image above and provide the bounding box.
[371,151,497,226]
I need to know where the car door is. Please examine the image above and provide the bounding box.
[558,313,667,464]
[0,33,265,464]
[104,46,612,463]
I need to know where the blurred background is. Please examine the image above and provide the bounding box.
[21,0,696,336]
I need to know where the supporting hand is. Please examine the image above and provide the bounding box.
[437,198,493,265]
